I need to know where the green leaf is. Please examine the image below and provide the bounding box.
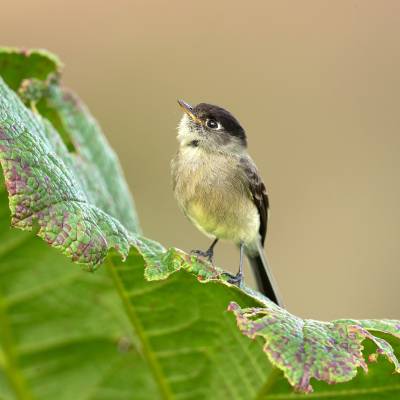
[0,50,139,266]
[0,181,273,400]
[0,203,158,400]
[228,302,400,394]
[0,48,61,92]
[0,48,400,399]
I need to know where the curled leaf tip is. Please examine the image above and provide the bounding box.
[228,302,400,393]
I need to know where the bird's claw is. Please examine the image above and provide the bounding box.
[190,249,214,264]
[222,272,243,287]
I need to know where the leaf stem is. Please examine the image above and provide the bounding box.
[0,295,35,400]
[255,366,281,400]
[105,256,174,400]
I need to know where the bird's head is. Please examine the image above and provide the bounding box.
[177,100,247,152]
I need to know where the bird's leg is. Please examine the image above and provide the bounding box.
[224,242,244,287]
[191,238,219,264]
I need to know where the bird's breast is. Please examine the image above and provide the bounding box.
[171,147,260,244]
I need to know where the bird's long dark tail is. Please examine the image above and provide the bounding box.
[247,241,283,307]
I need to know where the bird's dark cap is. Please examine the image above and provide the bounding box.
[177,100,247,145]
[194,103,246,143]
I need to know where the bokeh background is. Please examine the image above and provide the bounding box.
[2,0,399,319]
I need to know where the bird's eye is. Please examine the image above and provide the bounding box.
[206,119,220,129]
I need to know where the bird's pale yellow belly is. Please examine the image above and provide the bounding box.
[172,146,261,245]
[186,195,259,245]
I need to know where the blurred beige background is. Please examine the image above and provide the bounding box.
[1,0,399,319]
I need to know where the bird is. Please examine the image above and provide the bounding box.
[171,99,283,306]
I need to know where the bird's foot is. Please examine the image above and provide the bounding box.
[190,249,214,264]
[222,272,243,287]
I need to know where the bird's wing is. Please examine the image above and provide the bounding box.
[239,157,282,305]
[240,156,270,246]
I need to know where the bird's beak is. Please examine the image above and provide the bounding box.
[177,99,201,124]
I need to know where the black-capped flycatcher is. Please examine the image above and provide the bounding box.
[171,100,282,306]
